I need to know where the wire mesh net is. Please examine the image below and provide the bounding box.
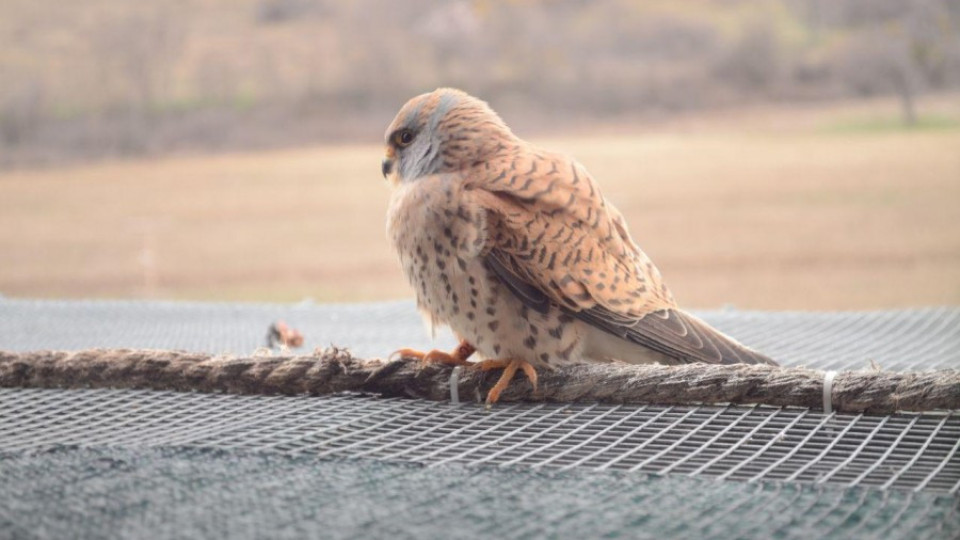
[2,299,958,371]
[2,390,957,494]
[1,299,958,538]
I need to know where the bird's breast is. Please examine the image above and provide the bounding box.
[387,179,487,327]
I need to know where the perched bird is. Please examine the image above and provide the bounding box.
[382,88,777,404]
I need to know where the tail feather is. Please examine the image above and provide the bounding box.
[578,307,778,366]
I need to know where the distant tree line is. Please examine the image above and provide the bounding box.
[1,0,958,167]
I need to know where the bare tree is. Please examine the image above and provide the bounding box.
[838,0,959,125]
[87,5,187,152]
[0,79,44,146]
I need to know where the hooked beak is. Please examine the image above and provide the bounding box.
[381,158,393,179]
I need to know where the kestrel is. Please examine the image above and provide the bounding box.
[382,88,777,404]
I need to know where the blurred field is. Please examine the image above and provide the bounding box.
[1,97,959,310]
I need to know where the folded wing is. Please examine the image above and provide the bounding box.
[467,151,776,366]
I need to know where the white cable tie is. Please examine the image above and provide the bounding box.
[449,366,462,405]
[822,370,837,414]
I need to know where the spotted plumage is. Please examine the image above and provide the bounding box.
[382,88,776,403]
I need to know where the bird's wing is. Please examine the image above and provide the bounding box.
[465,150,775,366]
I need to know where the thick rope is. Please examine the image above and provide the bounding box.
[0,348,957,414]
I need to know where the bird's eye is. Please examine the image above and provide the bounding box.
[393,129,415,147]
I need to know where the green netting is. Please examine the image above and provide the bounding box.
[2,446,957,540]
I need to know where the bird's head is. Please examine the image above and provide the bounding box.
[382,88,516,185]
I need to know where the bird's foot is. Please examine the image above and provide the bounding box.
[472,358,539,405]
[392,340,476,367]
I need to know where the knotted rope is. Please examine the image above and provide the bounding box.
[1,348,957,414]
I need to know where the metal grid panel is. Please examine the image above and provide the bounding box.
[2,299,959,372]
[2,389,957,495]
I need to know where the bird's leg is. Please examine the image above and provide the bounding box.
[472,358,539,404]
[393,340,476,367]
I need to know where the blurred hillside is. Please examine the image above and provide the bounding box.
[2,0,959,169]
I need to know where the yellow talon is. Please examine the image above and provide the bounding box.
[472,358,538,404]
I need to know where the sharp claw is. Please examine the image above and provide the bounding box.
[473,358,510,372]
[390,346,476,368]
[520,362,539,392]
[391,348,425,362]
[479,359,538,405]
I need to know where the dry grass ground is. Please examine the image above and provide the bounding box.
[1,97,958,310]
